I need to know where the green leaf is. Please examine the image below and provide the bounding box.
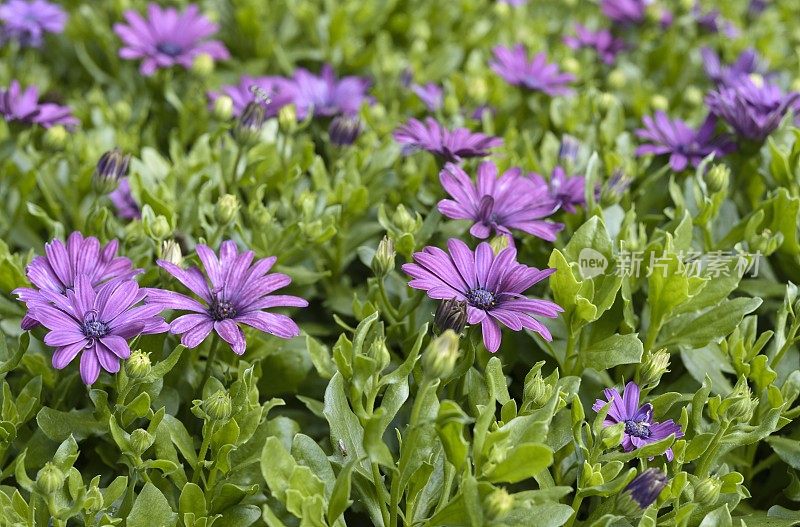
[327,458,357,525]
[659,298,762,348]
[127,482,177,527]
[581,333,643,371]
[323,372,370,476]
[482,442,553,484]
[36,407,105,441]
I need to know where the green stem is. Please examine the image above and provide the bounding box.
[644,318,662,352]
[695,421,730,478]
[229,145,242,188]
[564,330,579,376]
[193,422,217,485]
[198,336,220,393]
[564,493,584,527]
[377,279,400,323]
[371,462,391,527]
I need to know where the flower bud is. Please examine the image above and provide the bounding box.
[42,125,67,150]
[160,239,183,266]
[372,236,396,277]
[562,57,580,75]
[608,69,627,90]
[191,52,215,77]
[434,299,467,335]
[204,390,233,421]
[483,488,514,521]
[114,100,132,123]
[639,348,670,389]
[278,104,297,135]
[694,476,722,506]
[392,205,419,234]
[328,115,362,146]
[148,215,171,240]
[213,95,234,121]
[722,381,757,423]
[130,428,155,456]
[83,485,104,513]
[705,164,730,194]
[524,371,552,409]
[559,134,581,163]
[650,94,669,111]
[422,330,460,379]
[684,86,704,107]
[233,101,266,145]
[125,350,152,379]
[215,194,239,225]
[93,148,131,194]
[617,468,668,516]
[36,463,64,495]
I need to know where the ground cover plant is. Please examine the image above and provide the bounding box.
[1,0,800,525]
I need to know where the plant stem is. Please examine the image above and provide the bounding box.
[695,421,730,478]
[198,335,220,393]
[371,462,391,527]
[564,493,584,527]
[193,422,216,485]
[377,278,400,323]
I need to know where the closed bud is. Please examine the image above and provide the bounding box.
[600,170,632,207]
[639,348,670,389]
[444,94,460,115]
[467,77,488,102]
[722,381,757,423]
[483,488,514,521]
[562,57,580,75]
[617,468,668,516]
[749,228,782,255]
[650,94,669,111]
[608,69,627,90]
[160,239,182,266]
[83,485,104,513]
[392,205,419,234]
[191,52,215,77]
[598,92,617,111]
[42,125,67,150]
[372,236,396,277]
[113,100,132,123]
[148,215,171,240]
[233,102,265,145]
[278,104,297,134]
[434,298,467,335]
[93,148,131,194]
[215,194,239,225]
[204,390,233,421]
[213,95,233,121]
[130,429,154,456]
[524,371,552,409]
[36,463,64,495]
[329,115,362,146]
[705,165,730,193]
[685,86,703,106]
[125,350,152,379]
[559,134,581,163]
[422,330,460,379]
[694,477,722,506]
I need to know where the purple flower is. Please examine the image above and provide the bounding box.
[394,117,502,163]
[624,469,668,509]
[592,381,684,460]
[600,0,649,24]
[291,64,371,119]
[29,275,167,385]
[109,178,141,220]
[0,81,78,129]
[530,166,586,214]
[635,112,736,170]
[114,3,230,77]
[438,162,562,241]
[147,240,308,355]
[701,48,763,87]
[707,76,800,143]
[498,0,527,5]
[564,25,625,65]
[402,239,562,353]
[490,45,574,96]
[14,233,140,330]
[328,115,362,146]
[693,4,739,37]
[208,75,296,118]
[411,83,443,112]
[0,0,66,47]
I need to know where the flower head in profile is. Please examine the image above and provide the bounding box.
[114,3,230,76]
[14,233,139,329]
[693,4,738,37]
[530,166,586,214]
[438,161,562,241]
[600,0,649,24]
[620,469,668,511]
[402,239,562,352]
[0,0,66,47]
[707,75,799,143]
[29,275,168,385]
[208,76,296,118]
[109,178,141,220]
[564,25,625,65]
[593,381,684,460]
[411,82,443,112]
[290,64,371,119]
[0,81,78,129]
[394,117,502,163]
[490,45,574,96]
[635,112,736,170]
[701,48,763,87]
[147,240,308,355]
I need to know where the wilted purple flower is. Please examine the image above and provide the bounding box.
[109,178,141,220]
[593,381,684,460]
[29,275,167,384]
[701,48,763,86]
[291,64,371,119]
[147,240,308,355]
[394,117,502,163]
[402,239,562,353]
[622,469,668,509]
[328,115,362,146]
[0,81,77,129]
[600,0,649,24]
[438,162,562,241]
[14,233,139,330]
[693,4,739,37]
[559,134,581,162]
[564,25,625,65]
[707,76,800,143]
[635,112,736,170]
[490,45,574,96]
[471,105,495,121]
[114,3,230,76]
[208,76,296,118]
[0,0,66,47]
[411,83,443,111]
[530,167,586,214]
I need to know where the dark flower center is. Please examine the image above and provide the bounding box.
[82,319,109,339]
[156,42,183,57]
[624,419,652,438]
[466,287,497,310]
[208,298,237,321]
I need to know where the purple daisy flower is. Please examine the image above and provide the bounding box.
[146,240,308,355]
[411,82,443,112]
[14,233,140,330]
[530,166,586,214]
[208,75,296,118]
[693,4,739,37]
[707,76,800,143]
[0,0,66,47]
[490,45,574,96]
[701,48,763,87]
[0,80,78,129]
[109,178,141,220]
[592,381,684,460]
[564,24,625,65]
[624,469,668,509]
[114,3,230,77]
[438,162,562,241]
[394,117,502,163]
[29,275,167,385]
[635,112,736,171]
[290,64,371,119]
[600,0,649,24]
[402,239,562,353]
